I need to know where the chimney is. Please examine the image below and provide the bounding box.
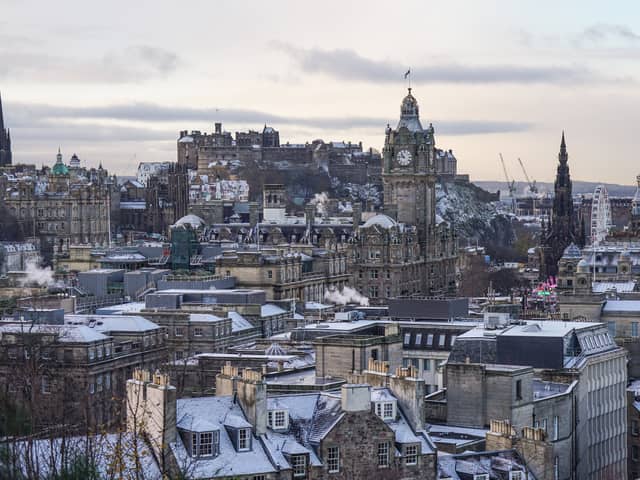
[389,370,425,431]
[126,369,176,471]
[486,419,517,451]
[341,384,371,412]
[352,202,362,229]
[236,369,268,435]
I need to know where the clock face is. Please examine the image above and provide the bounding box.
[396,149,412,166]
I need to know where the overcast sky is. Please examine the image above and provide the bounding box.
[1,0,640,185]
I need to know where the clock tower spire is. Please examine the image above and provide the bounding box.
[382,88,437,248]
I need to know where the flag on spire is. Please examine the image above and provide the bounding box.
[404,69,411,79]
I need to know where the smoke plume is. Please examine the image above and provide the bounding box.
[20,259,55,287]
[324,286,369,306]
[310,192,329,216]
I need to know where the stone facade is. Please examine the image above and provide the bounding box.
[0,92,11,167]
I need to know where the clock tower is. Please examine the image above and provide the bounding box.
[382,88,437,251]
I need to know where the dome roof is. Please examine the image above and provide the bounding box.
[172,214,204,228]
[362,214,397,229]
[397,88,423,132]
[52,159,69,176]
[620,249,631,260]
[562,243,582,259]
[577,259,589,272]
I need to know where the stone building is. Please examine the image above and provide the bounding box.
[1,150,114,259]
[443,319,628,480]
[125,362,438,479]
[379,88,458,297]
[0,315,167,431]
[539,133,583,279]
[0,241,39,274]
[0,92,11,167]
[628,381,640,480]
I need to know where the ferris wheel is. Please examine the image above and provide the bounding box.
[590,184,612,245]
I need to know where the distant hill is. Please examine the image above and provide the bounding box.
[474,180,637,198]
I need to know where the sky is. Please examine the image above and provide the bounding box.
[1,0,640,185]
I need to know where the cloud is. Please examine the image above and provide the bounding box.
[579,23,640,44]
[272,43,600,85]
[5,100,532,137]
[0,45,180,83]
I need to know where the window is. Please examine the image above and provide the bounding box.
[423,359,431,371]
[634,445,639,462]
[474,475,489,480]
[554,456,559,480]
[238,428,250,451]
[292,454,306,477]
[633,322,639,338]
[405,444,418,465]
[41,349,51,360]
[175,351,184,361]
[633,420,639,436]
[194,327,203,337]
[97,375,103,392]
[438,335,445,347]
[383,403,394,419]
[268,270,273,279]
[377,442,389,467]
[105,345,111,357]
[451,335,457,345]
[175,327,184,337]
[268,410,288,430]
[509,471,524,480]
[516,380,522,400]
[191,431,218,457]
[607,321,616,337]
[41,377,51,395]
[553,415,559,441]
[97,346,103,359]
[89,382,95,394]
[252,476,266,480]
[106,374,111,389]
[88,348,95,361]
[8,348,17,360]
[415,333,422,345]
[199,431,213,456]
[404,333,411,345]
[426,334,434,346]
[327,446,339,473]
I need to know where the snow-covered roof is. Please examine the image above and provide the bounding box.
[228,311,254,332]
[0,324,109,343]
[172,396,276,479]
[172,214,205,228]
[65,315,161,333]
[362,213,397,229]
[603,300,640,313]
[261,304,287,317]
[178,135,194,143]
[592,281,636,293]
[188,313,225,323]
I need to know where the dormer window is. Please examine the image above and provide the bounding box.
[268,410,289,430]
[474,475,489,480]
[291,454,307,477]
[189,430,219,457]
[509,472,524,480]
[375,401,396,421]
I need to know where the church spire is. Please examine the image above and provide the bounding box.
[559,131,568,164]
[0,91,4,132]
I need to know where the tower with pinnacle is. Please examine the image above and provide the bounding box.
[540,132,578,279]
[0,92,12,167]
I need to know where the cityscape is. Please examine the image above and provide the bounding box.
[1,2,640,479]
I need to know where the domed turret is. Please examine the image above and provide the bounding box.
[52,148,69,176]
[397,88,423,132]
[562,242,581,259]
[577,259,589,273]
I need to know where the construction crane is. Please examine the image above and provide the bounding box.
[499,153,517,213]
[518,157,538,216]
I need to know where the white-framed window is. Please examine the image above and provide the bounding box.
[97,374,103,392]
[88,348,95,361]
[194,327,203,337]
[439,335,446,347]
[510,471,524,480]
[292,454,306,477]
[553,415,559,440]
[97,346,103,359]
[404,333,411,345]
[633,322,639,338]
[105,345,111,357]
[199,431,213,456]
[327,445,339,473]
[175,326,184,337]
[405,444,418,465]
[415,333,422,345]
[426,334,434,346]
[238,428,250,451]
[377,442,389,467]
[268,410,288,429]
[375,401,396,420]
[268,270,273,279]
[383,402,394,419]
